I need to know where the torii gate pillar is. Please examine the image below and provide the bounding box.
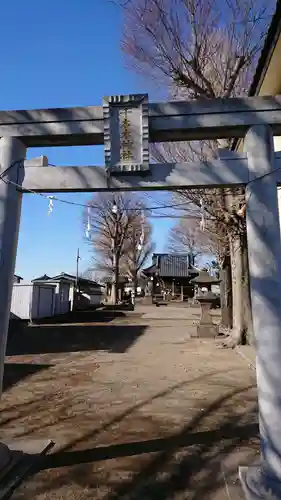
[240,125,281,498]
[0,137,26,391]
[0,137,26,468]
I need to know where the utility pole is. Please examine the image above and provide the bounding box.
[76,248,80,291]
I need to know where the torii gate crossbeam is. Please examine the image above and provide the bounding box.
[0,95,281,146]
[17,152,281,192]
[0,94,281,499]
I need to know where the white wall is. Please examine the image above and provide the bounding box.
[11,282,56,320]
[46,281,70,315]
[211,284,220,294]
[69,284,74,310]
[58,282,70,314]
[80,291,103,306]
[274,137,281,151]
[273,137,281,218]
[11,283,33,320]
[31,285,55,319]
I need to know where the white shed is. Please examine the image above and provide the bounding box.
[31,275,72,316]
[37,280,71,315]
[10,282,56,320]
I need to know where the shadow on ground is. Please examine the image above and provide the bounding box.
[42,387,257,500]
[43,421,258,468]
[9,374,258,499]
[32,307,134,325]
[3,363,52,392]
[6,324,148,356]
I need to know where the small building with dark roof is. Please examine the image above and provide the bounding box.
[32,274,51,282]
[13,274,23,284]
[31,272,104,313]
[142,253,199,300]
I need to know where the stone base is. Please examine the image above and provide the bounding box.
[196,324,218,338]
[239,465,281,499]
[217,450,259,499]
[0,439,54,499]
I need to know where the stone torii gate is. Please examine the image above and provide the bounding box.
[1,94,281,497]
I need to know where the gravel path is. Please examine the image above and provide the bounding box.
[1,314,257,499]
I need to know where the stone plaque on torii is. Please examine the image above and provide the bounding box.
[1,94,281,497]
[103,94,149,173]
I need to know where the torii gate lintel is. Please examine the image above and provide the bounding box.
[1,94,281,146]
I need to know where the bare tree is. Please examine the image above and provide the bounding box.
[206,259,220,278]
[167,217,217,263]
[81,267,106,284]
[85,192,147,304]
[116,0,275,343]
[121,213,154,290]
[120,0,272,95]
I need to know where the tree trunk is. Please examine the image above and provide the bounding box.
[230,231,253,344]
[220,254,232,329]
[230,232,244,343]
[131,271,138,306]
[111,253,119,305]
[132,268,138,294]
[241,232,254,345]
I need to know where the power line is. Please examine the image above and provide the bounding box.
[0,159,25,181]
[0,163,191,212]
[151,214,203,219]
[1,159,281,215]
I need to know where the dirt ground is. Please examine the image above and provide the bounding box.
[1,306,257,499]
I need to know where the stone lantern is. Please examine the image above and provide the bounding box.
[190,271,221,338]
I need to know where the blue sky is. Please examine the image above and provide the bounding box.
[0,0,173,280]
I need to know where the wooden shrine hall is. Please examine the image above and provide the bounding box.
[142,253,199,300]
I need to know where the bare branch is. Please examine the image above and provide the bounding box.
[119,0,274,98]
[121,214,155,282]
[83,192,154,301]
[117,0,275,244]
[167,216,219,261]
